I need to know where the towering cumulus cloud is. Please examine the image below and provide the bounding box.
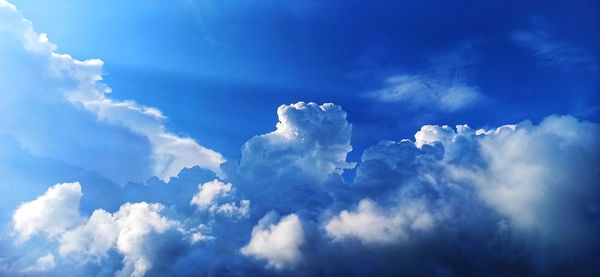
[1,0,599,276]
[238,102,354,181]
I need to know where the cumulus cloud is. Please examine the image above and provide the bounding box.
[191,179,233,209]
[12,182,184,277]
[24,253,55,272]
[113,202,180,277]
[12,182,82,243]
[6,108,600,276]
[190,179,250,218]
[447,116,600,233]
[0,0,224,182]
[58,209,118,260]
[1,1,599,274]
[241,212,304,270]
[326,198,434,245]
[237,102,354,181]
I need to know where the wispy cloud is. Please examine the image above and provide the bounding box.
[366,45,483,112]
[512,26,596,68]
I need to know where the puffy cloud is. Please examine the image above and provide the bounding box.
[325,198,434,245]
[58,209,118,260]
[113,202,179,277]
[12,182,82,243]
[0,0,223,183]
[5,109,600,276]
[24,253,55,272]
[191,179,232,209]
[190,179,250,218]
[12,181,184,277]
[324,114,600,274]
[237,102,354,181]
[241,212,304,270]
[447,116,600,235]
[58,202,181,277]
[1,3,599,272]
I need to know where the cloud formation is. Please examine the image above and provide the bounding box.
[512,25,596,69]
[1,1,599,276]
[241,212,304,270]
[368,74,481,111]
[12,182,185,276]
[366,45,483,112]
[12,182,83,243]
[238,102,354,181]
[190,179,250,218]
[0,0,224,182]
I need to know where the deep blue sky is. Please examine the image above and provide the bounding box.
[11,0,599,161]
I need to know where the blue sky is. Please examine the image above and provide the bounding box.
[10,0,599,160]
[1,0,599,276]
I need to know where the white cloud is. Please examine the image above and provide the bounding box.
[57,202,180,277]
[512,27,596,68]
[325,198,434,245]
[446,115,600,232]
[58,209,118,261]
[24,253,55,272]
[0,0,224,182]
[241,212,304,270]
[50,46,225,182]
[368,74,481,112]
[366,44,482,112]
[12,182,82,243]
[13,180,183,277]
[114,202,178,277]
[238,102,355,181]
[191,179,232,209]
[190,179,250,218]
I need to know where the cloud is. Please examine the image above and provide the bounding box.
[368,75,481,111]
[58,209,118,261]
[447,116,600,233]
[113,202,180,277]
[24,253,55,272]
[12,182,82,243]
[0,0,224,182]
[190,179,250,218]
[12,182,185,277]
[241,212,304,270]
[237,102,355,181]
[5,110,600,276]
[1,1,599,274]
[366,45,483,112]
[325,198,434,245]
[512,26,596,68]
[190,179,233,209]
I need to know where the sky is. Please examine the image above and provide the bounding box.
[0,0,599,276]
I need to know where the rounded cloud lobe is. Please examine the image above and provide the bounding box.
[241,212,305,270]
